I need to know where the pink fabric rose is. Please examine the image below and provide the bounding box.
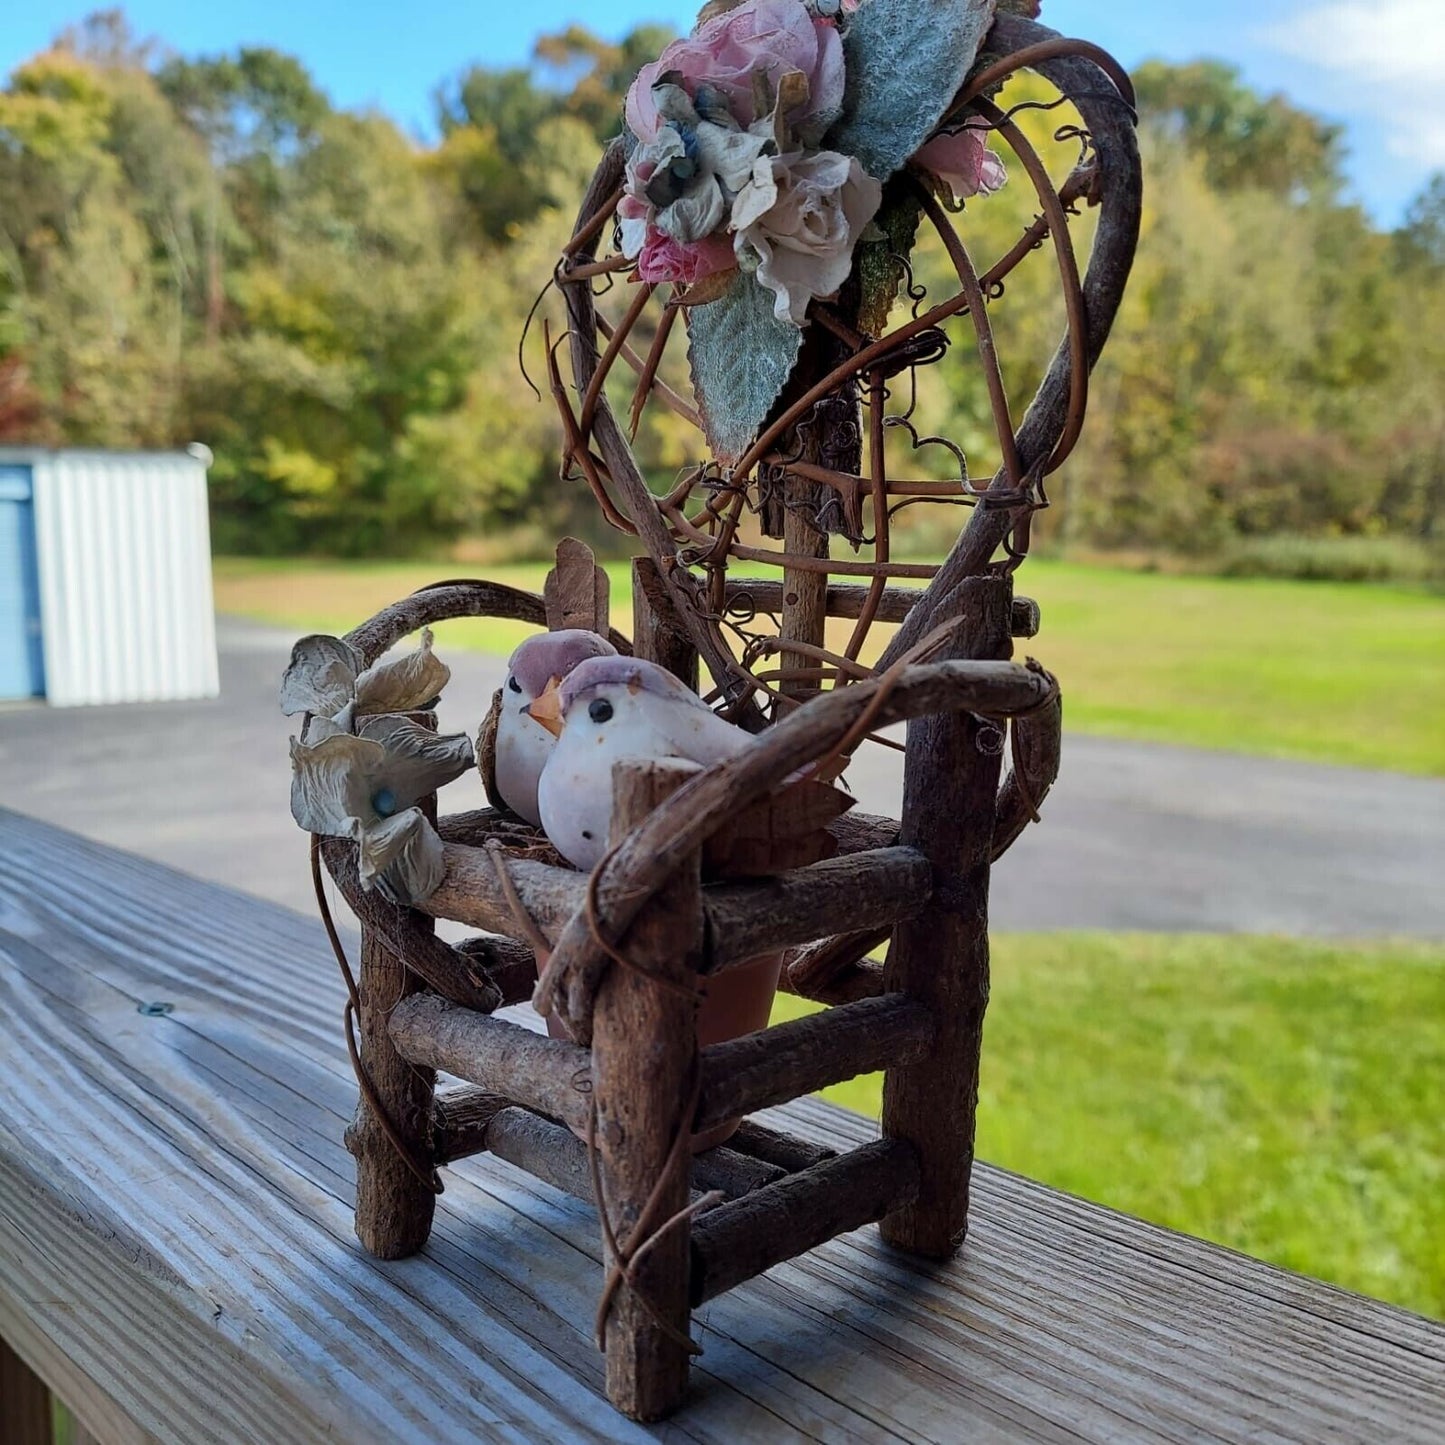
[914,124,1008,205]
[625,0,845,145]
[637,228,737,286]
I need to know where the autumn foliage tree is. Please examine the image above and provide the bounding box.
[0,10,1441,561]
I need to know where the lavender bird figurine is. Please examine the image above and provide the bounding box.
[529,655,853,875]
[528,656,749,870]
[483,629,617,826]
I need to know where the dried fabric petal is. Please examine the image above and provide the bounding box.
[289,732,386,836]
[354,627,451,715]
[626,0,845,145]
[279,635,362,718]
[629,102,769,249]
[356,715,476,811]
[304,702,357,743]
[656,179,730,245]
[694,113,774,194]
[356,808,448,905]
[827,0,995,181]
[914,122,1008,204]
[638,229,737,285]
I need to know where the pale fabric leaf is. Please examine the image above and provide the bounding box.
[356,715,475,811]
[279,635,361,717]
[354,627,451,715]
[687,268,805,461]
[289,733,385,836]
[828,0,996,180]
[356,808,448,905]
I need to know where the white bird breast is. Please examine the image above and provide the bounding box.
[494,689,555,827]
[537,685,748,871]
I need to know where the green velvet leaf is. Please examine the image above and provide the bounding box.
[829,0,996,181]
[687,271,806,463]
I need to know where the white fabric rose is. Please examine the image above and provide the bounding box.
[730,148,882,324]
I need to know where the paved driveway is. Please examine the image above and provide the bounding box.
[1,617,1441,937]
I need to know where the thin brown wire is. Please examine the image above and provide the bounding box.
[596,309,704,431]
[588,1065,723,1356]
[972,95,1090,475]
[562,186,623,259]
[310,836,443,1195]
[580,281,655,437]
[546,319,640,535]
[485,840,554,960]
[806,611,982,783]
[910,174,1025,489]
[950,37,1136,119]
[843,370,893,663]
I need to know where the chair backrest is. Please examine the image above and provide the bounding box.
[553,10,1142,721]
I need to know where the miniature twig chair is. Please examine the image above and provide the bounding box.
[315,10,1141,1423]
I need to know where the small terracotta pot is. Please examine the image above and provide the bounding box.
[543,951,783,1152]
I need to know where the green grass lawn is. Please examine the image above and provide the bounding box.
[215,554,1445,775]
[221,554,1444,1312]
[774,933,1445,1319]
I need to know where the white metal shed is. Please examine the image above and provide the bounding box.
[0,446,219,707]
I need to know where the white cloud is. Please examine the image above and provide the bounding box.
[1257,1,1445,166]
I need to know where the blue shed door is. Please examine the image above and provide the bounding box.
[0,465,45,700]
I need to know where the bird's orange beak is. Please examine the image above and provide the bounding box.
[527,676,564,738]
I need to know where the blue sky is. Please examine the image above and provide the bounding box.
[5,1,1442,225]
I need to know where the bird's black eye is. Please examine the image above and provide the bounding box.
[589,698,614,724]
[507,675,521,694]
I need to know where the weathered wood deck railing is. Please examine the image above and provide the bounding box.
[1,809,1442,1443]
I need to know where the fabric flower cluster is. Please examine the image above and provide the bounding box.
[282,629,474,906]
[620,0,1006,327]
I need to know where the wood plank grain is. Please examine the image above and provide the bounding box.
[0,1323,153,1445]
[0,811,1441,1444]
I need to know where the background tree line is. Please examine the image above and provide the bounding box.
[2,9,1442,571]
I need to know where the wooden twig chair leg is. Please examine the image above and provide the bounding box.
[349,717,440,1260]
[592,760,705,1420]
[350,916,437,1258]
[881,576,1013,1258]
